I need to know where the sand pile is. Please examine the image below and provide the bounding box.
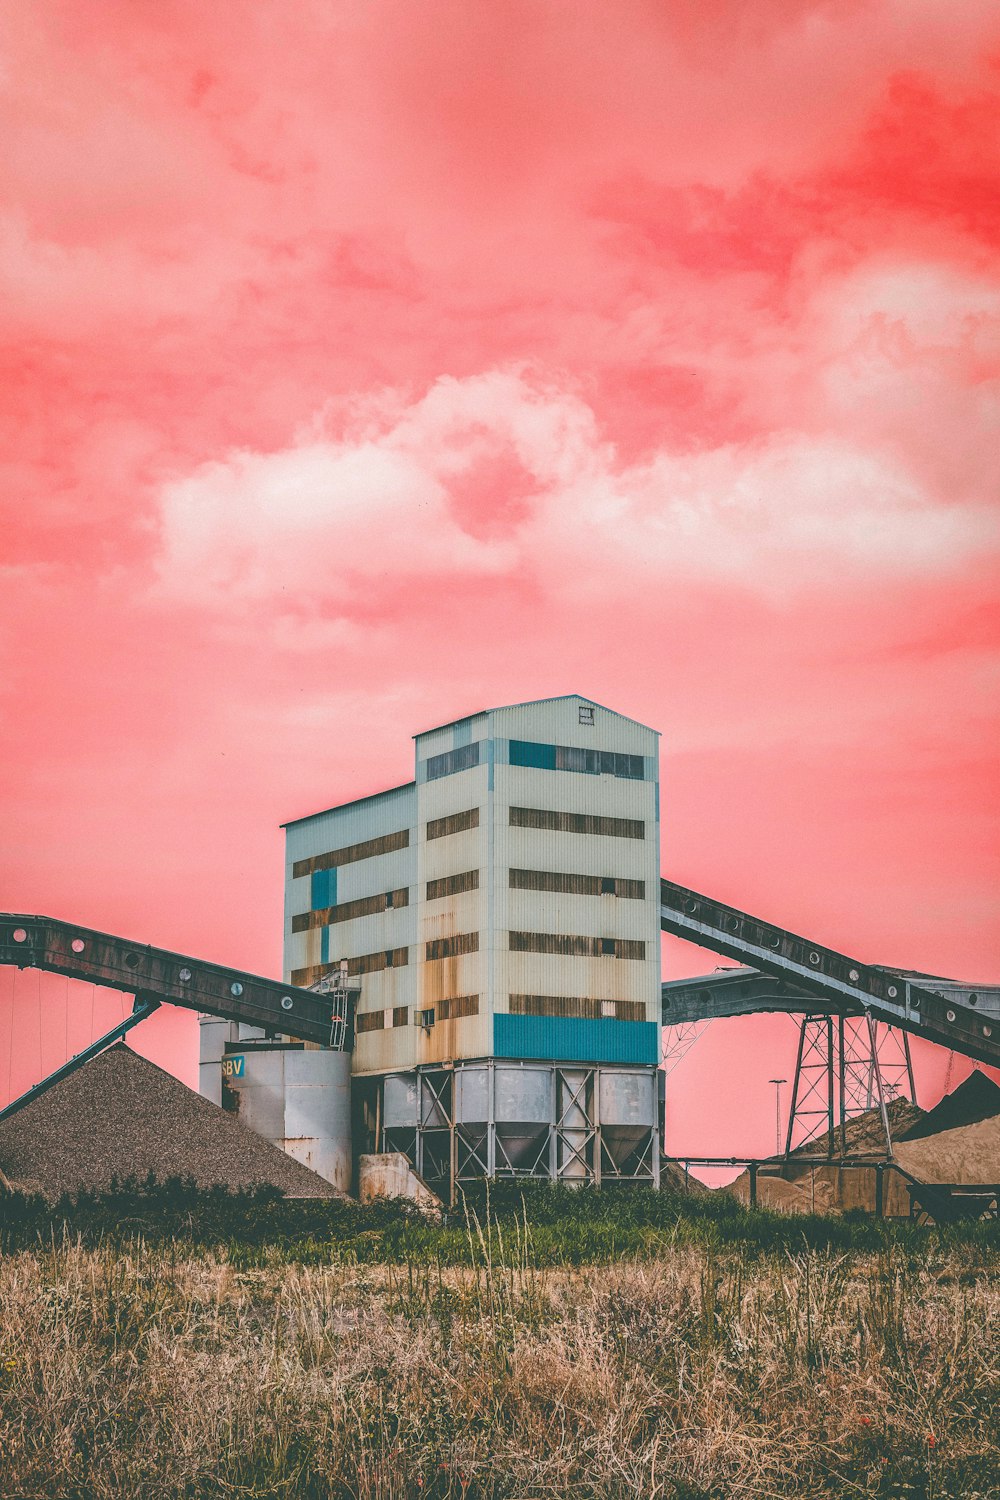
[725,1084,1000,1217]
[728,1172,822,1214]
[661,1157,709,1195]
[0,1043,341,1200]
[900,1069,1000,1140]
[726,1098,924,1215]
[884,1113,1000,1215]
[789,1095,925,1159]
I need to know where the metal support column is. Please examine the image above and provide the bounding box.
[785,1011,915,1158]
[866,1011,894,1159]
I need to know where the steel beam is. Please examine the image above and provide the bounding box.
[0,913,340,1047]
[660,880,999,1068]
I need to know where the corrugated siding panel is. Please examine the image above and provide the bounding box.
[494,1014,659,1065]
[285,697,662,1075]
[493,697,658,758]
[413,759,491,1066]
[491,704,660,1034]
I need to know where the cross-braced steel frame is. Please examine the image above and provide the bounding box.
[785,1012,916,1157]
[381,1062,660,1202]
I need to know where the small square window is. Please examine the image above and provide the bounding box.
[385,890,394,909]
[385,949,394,968]
[579,705,595,725]
[601,937,616,957]
[601,1000,616,1018]
[600,876,616,896]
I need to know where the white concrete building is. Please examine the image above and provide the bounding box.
[284,695,661,1194]
[202,695,662,1198]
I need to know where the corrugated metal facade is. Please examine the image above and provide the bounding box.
[283,695,661,1077]
[284,782,418,1074]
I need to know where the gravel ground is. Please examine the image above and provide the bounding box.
[0,1043,341,1198]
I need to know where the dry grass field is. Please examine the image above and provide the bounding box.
[0,1214,997,1499]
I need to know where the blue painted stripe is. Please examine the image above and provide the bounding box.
[493,1014,659,1066]
[320,925,330,964]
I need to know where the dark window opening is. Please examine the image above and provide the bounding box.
[425,932,479,961]
[508,931,646,960]
[509,868,645,899]
[427,807,480,840]
[509,994,646,1021]
[292,886,409,933]
[510,807,645,840]
[427,869,480,901]
[293,828,409,880]
[425,741,482,781]
[437,994,480,1020]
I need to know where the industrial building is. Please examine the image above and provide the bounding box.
[204,695,663,1198]
[3,690,998,1214]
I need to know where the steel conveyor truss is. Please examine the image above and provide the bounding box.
[0,912,352,1122]
[660,879,1000,1070]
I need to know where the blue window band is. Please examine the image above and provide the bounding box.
[509,740,644,781]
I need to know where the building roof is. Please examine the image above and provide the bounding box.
[413,694,659,739]
[283,695,658,829]
[280,780,415,829]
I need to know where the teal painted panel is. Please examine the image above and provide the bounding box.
[311,868,336,910]
[509,738,557,770]
[507,739,645,781]
[493,1014,659,1065]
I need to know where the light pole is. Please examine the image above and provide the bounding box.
[768,1078,787,1157]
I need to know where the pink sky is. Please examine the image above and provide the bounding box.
[2,2,999,1155]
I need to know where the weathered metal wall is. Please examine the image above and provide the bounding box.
[198,1015,237,1105]
[219,1043,353,1192]
[282,695,662,1085]
[283,781,417,1074]
[487,697,661,1056]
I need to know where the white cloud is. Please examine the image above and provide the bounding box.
[154,369,1000,616]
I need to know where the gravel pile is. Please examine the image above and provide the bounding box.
[0,1043,341,1200]
[787,1095,925,1158]
[660,1158,709,1194]
[900,1069,1000,1140]
[726,1099,927,1216]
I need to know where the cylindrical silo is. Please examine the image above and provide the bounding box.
[198,1016,237,1106]
[205,1041,353,1194]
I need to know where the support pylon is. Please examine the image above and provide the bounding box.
[784,1013,916,1159]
